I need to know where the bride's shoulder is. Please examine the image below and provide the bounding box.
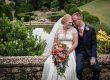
[70,27,77,33]
[57,28,63,32]
[55,28,63,34]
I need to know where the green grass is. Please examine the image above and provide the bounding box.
[79,0,110,27]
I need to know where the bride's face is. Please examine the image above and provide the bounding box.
[63,17,73,29]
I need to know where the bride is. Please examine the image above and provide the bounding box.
[41,14,78,80]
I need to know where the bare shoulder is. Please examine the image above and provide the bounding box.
[70,27,78,34]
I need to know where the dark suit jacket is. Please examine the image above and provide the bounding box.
[76,24,97,58]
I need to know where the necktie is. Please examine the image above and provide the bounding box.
[79,29,83,37]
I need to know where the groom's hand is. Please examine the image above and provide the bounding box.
[90,57,96,65]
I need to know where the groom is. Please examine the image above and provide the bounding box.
[72,12,100,80]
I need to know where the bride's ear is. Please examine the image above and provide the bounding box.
[61,19,65,24]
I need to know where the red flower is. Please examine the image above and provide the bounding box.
[52,49,60,55]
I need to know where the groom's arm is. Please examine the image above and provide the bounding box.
[91,27,97,58]
[90,27,97,65]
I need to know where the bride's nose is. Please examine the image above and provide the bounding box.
[69,22,73,26]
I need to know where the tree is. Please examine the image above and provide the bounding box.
[30,0,44,10]
[58,0,66,10]
[50,0,59,11]
[64,3,80,15]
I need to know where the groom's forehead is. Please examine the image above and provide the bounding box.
[72,15,78,20]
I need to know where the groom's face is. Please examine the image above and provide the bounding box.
[72,15,82,28]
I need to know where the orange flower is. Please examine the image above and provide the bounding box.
[52,49,60,55]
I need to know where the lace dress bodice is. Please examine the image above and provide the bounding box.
[57,27,77,49]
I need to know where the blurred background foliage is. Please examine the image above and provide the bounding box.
[0,15,46,56]
[0,0,110,55]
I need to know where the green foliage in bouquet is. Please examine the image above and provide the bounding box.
[0,15,46,56]
[52,43,69,77]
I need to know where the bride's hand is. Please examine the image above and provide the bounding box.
[67,50,71,55]
[53,43,59,49]
[67,50,71,54]
[54,43,58,47]
[67,48,74,54]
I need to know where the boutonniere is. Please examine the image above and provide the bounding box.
[85,27,90,31]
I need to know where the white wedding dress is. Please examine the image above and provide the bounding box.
[41,25,78,80]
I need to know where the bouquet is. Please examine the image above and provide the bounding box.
[52,43,69,76]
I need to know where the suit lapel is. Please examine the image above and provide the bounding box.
[76,27,80,36]
[84,24,88,41]
[76,24,89,39]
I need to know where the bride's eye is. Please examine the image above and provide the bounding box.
[68,22,73,26]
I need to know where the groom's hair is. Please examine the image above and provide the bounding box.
[72,12,83,20]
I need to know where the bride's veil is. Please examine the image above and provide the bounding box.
[42,18,63,56]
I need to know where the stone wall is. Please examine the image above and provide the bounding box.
[0,55,110,80]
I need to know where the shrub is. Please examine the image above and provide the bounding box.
[82,11,100,25]
[0,2,15,20]
[64,4,80,15]
[0,15,46,56]
[97,29,110,54]
[50,0,59,11]
[15,3,34,14]
[48,12,65,22]
[81,11,101,33]
[81,11,110,35]
[41,6,49,12]
[0,4,4,17]
[16,13,31,22]
[98,23,110,35]
[9,1,15,11]
[25,12,34,16]
[0,1,15,20]
[50,8,59,12]
[16,12,34,22]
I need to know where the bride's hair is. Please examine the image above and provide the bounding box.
[61,14,71,24]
